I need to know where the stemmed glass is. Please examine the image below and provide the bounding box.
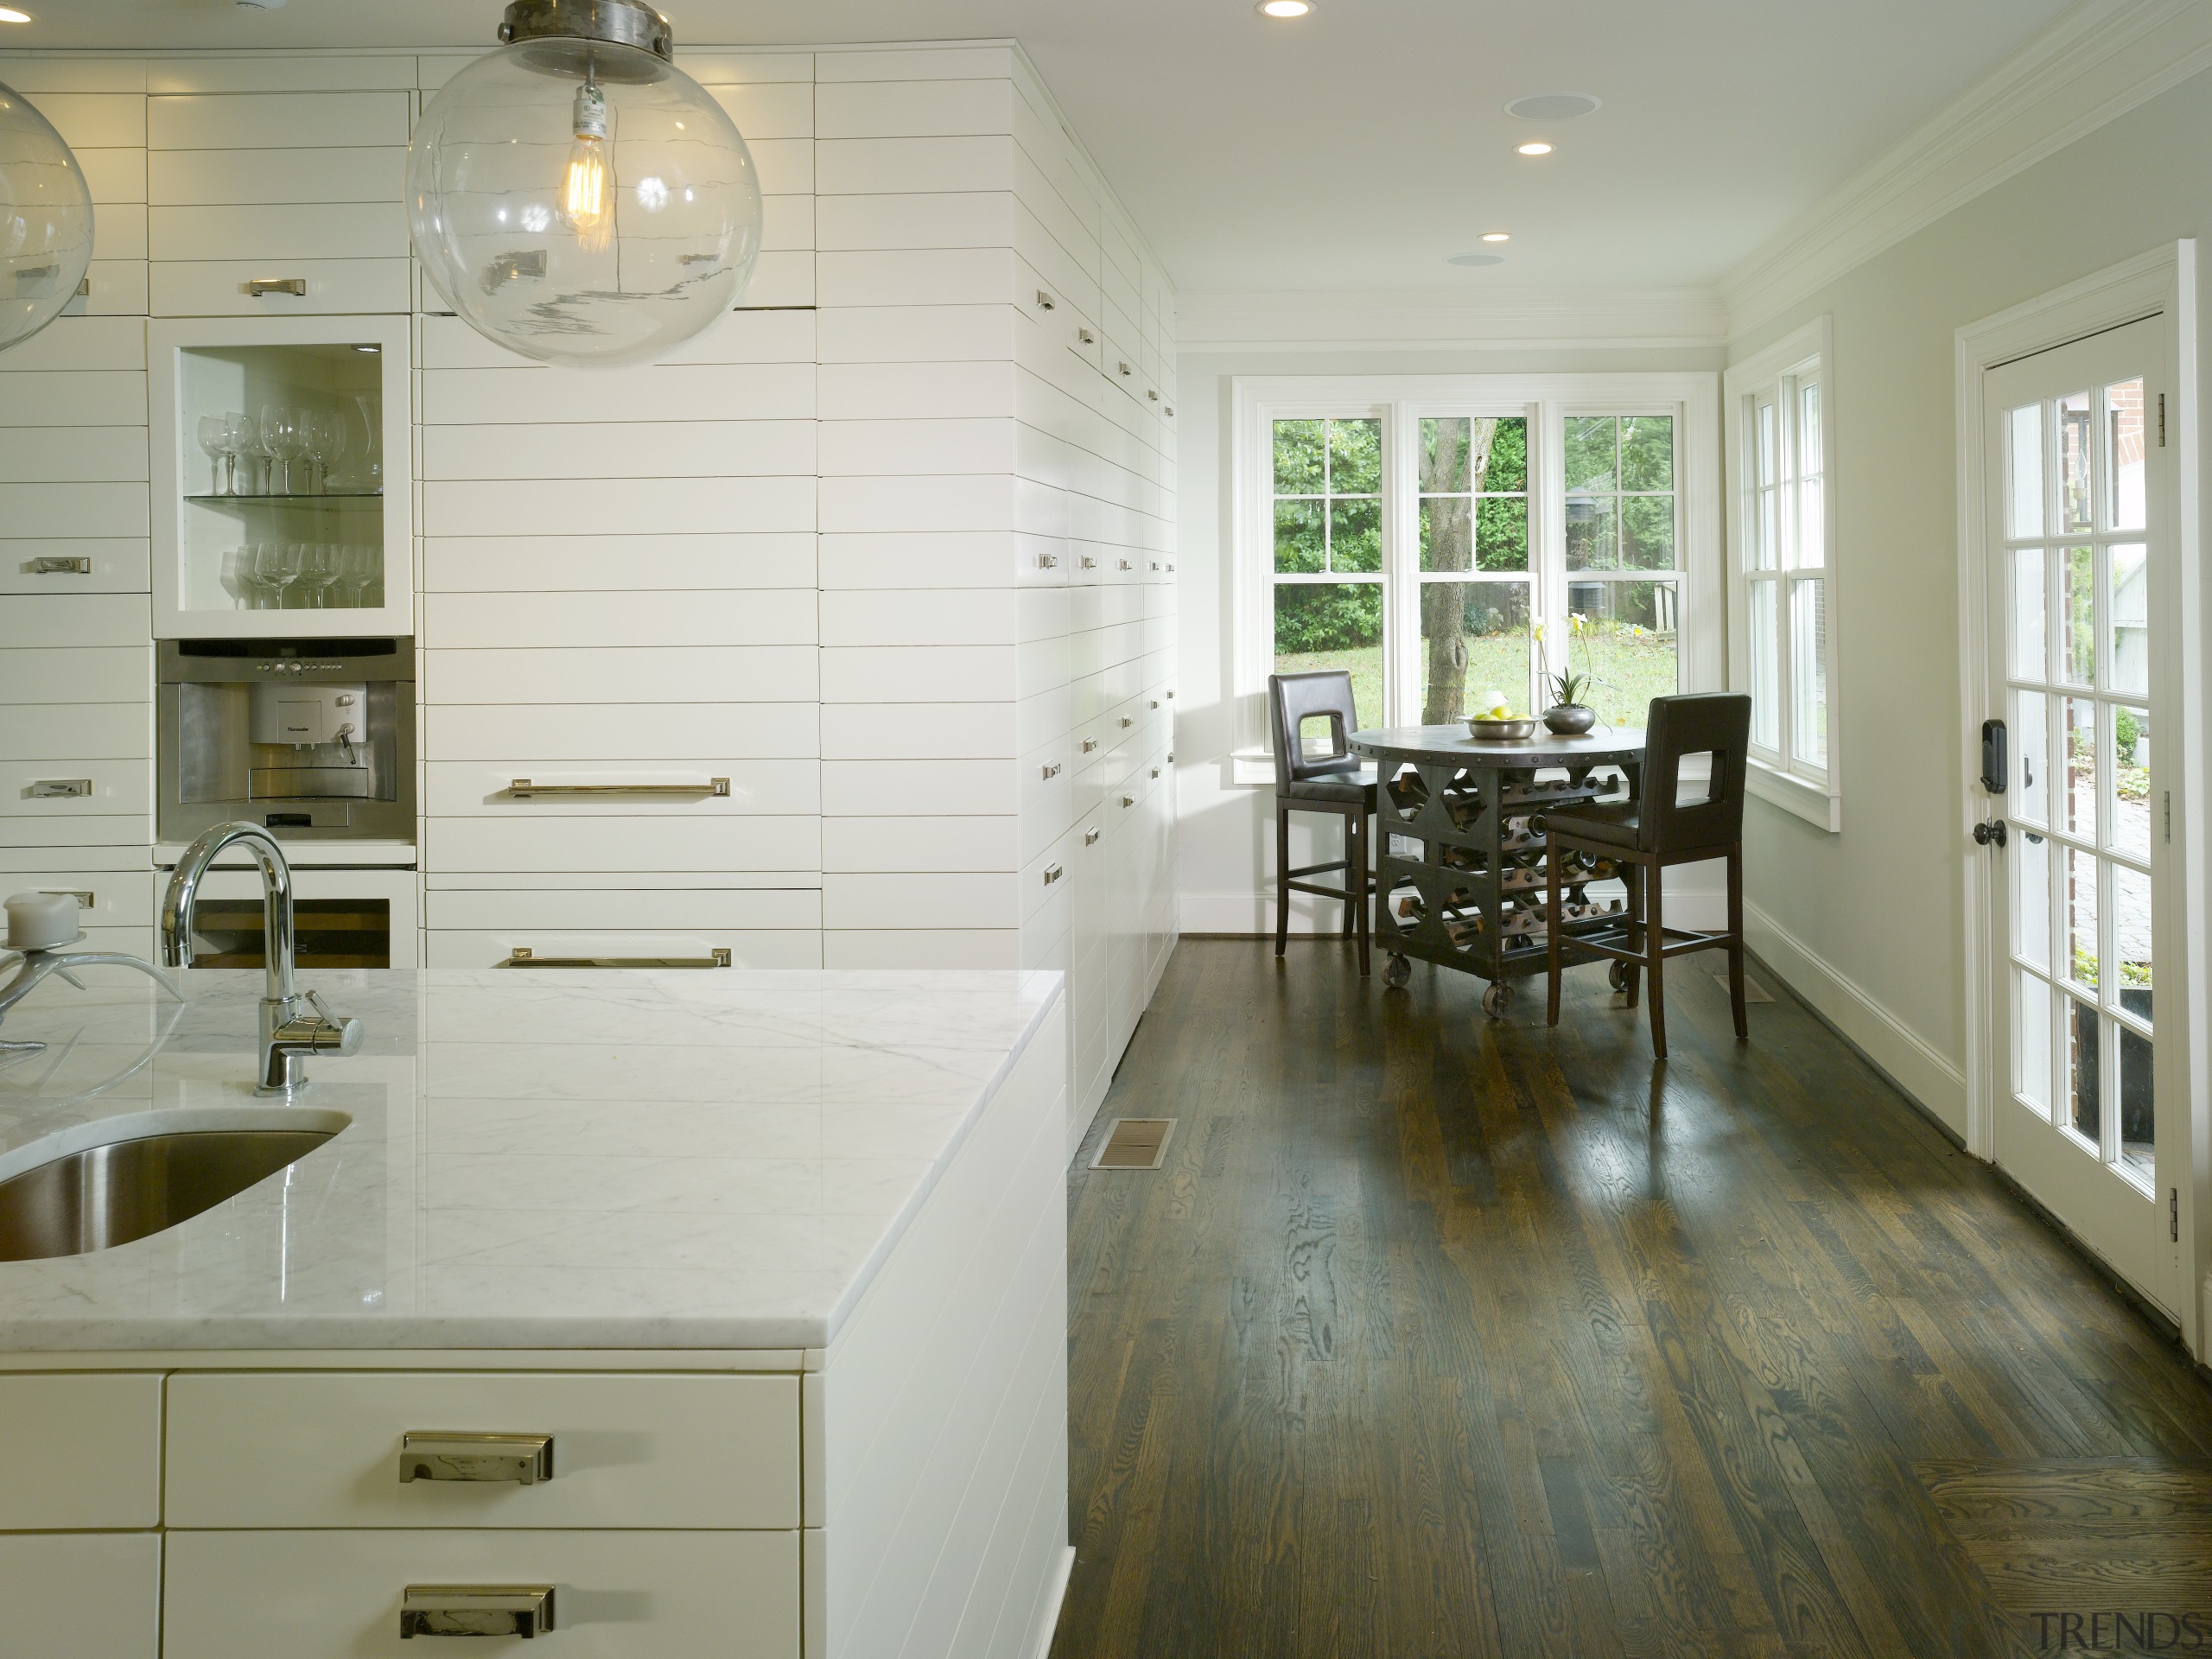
[238,543,284,609]
[335,543,378,608]
[293,543,340,608]
[219,545,251,607]
[220,414,252,493]
[196,416,229,494]
[304,411,340,494]
[260,405,301,494]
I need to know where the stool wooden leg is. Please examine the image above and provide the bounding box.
[1341,809,1357,939]
[1622,863,1643,1008]
[1726,846,1748,1041]
[1274,801,1291,957]
[1644,865,1669,1060]
[1355,813,1371,978]
[1546,833,1564,1027]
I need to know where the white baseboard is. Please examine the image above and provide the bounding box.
[1028,1544,1077,1659]
[1181,881,1728,938]
[1743,899,1968,1136]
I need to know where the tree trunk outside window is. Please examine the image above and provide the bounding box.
[1418,417,1497,724]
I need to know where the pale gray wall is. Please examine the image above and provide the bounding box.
[1729,66,2212,1132]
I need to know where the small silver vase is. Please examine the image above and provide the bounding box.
[1543,702,1597,735]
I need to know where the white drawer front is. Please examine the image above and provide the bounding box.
[166,1372,800,1529]
[0,591,152,648]
[426,887,821,932]
[0,539,152,595]
[426,815,821,876]
[0,759,151,820]
[3,871,153,931]
[147,91,413,151]
[163,1529,798,1659]
[0,1533,160,1659]
[149,201,411,263]
[425,928,823,970]
[424,760,820,818]
[0,1372,162,1530]
[149,257,413,316]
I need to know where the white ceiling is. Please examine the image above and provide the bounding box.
[10,0,2079,293]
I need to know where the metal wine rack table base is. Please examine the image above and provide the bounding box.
[1349,725,1647,1016]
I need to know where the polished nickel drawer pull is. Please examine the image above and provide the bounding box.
[505,778,729,798]
[1084,827,1101,846]
[1035,551,1058,569]
[28,779,92,798]
[503,947,733,969]
[245,276,308,297]
[1042,862,1063,885]
[1081,738,1097,753]
[28,556,91,575]
[1040,761,1061,779]
[400,1431,554,1485]
[400,1585,554,1640]
[1119,716,1134,728]
[1121,794,1135,808]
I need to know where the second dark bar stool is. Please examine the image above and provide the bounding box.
[1268,670,1377,976]
[1543,692,1753,1058]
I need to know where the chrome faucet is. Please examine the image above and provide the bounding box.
[161,822,361,1096]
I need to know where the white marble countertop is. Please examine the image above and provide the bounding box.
[0,964,1061,1351]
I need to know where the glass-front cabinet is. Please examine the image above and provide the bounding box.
[149,315,411,639]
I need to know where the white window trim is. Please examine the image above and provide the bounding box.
[1229,372,1724,782]
[1726,317,1842,832]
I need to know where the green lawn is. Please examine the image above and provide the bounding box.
[1277,628,1678,732]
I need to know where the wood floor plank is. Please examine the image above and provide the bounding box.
[1051,942,2212,1659]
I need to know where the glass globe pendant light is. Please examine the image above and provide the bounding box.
[406,0,762,368]
[0,79,95,354]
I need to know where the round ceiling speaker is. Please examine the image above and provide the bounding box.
[1504,92,1601,121]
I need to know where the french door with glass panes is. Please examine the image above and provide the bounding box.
[1982,315,2178,1311]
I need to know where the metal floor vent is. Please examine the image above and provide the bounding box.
[1092,1117,1176,1170]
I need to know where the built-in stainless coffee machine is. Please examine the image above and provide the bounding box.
[158,637,415,844]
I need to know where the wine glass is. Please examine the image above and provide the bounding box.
[260,404,302,495]
[220,413,251,494]
[301,411,334,495]
[219,545,251,607]
[196,416,228,495]
[335,543,378,607]
[237,543,281,609]
[293,543,340,608]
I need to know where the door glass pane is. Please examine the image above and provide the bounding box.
[2107,544,2148,696]
[2063,697,2098,839]
[2060,391,2092,531]
[2106,378,2146,532]
[2014,828,2050,971]
[1328,498,1381,572]
[2113,861,2152,1026]
[2007,404,2043,538]
[2060,546,2094,684]
[1273,418,1325,494]
[2112,704,2152,861]
[1421,581,1530,724]
[1274,499,1323,572]
[2010,547,2045,680]
[2017,969,2051,1112]
[1565,496,1617,570]
[1274,581,1382,724]
[1326,417,1381,493]
[1790,576,1827,767]
[2015,690,2048,825]
[2064,845,2100,992]
[1750,581,1780,751]
[1567,416,1617,493]
[2067,993,2099,1145]
[2116,1025,2153,1185]
[1569,579,1678,726]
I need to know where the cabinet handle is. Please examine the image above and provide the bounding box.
[35,889,92,908]
[1041,761,1061,779]
[1035,552,1058,569]
[1035,289,1056,311]
[1043,862,1063,885]
[1147,389,1160,401]
[1117,361,1132,376]
[1166,406,1175,417]
[1149,699,1160,709]
[1077,327,1096,344]
[400,1586,555,1640]
[1085,827,1101,846]
[27,556,91,575]
[1167,751,1176,763]
[245,277,308,298]
[1151,766,1161,779]
[1119,716,1134,728]
[503,947,732,969]
[1081,738,1097,753]
[28,779,92,798]
[1165,690,1175,699]
[505,778,729,798]
[74,276,91,297]
[400,1432,555,1485]
[1121,794,1135,808]
[1116,558,1132,571]
[1079,555,1097,569]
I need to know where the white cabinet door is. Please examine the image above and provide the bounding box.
[163,1529,799,1659]
[0,1534,160,1659]
[0,1373,162,1531]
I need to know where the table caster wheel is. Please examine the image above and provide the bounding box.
[1383,954,1412,988]
[1482,981,1512,1018]
[1607,961,1630,993]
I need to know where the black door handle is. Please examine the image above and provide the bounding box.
[1980,719,2007,793]
[1973,819,2008,848]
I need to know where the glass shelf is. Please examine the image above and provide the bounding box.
[185,492,384,504]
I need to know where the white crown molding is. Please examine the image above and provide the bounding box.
[1722,0,2212,339]
[1177,287,1727,353]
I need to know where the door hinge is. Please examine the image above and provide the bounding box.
[2158,393,2167,447]
[2171,1188,2179,1243]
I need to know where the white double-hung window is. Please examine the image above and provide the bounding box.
[1726,319,1840,830]
[1233,373,1720,770]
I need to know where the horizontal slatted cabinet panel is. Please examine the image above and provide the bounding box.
[696,53,816,308]
[0,594,153,850]
[0,320,152,597]
[0,62,151,320]
[147,68,412,316]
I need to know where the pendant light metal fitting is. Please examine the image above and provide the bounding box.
[498,0,674,65]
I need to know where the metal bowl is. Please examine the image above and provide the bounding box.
[1467,716,1538,741]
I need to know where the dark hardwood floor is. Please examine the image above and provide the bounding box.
[1052,939,2212,1659]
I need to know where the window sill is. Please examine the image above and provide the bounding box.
[1746,758,1840,832]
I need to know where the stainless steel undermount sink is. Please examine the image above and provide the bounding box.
[0,1116,346,1262]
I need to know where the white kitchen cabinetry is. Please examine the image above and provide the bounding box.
[0,1535,162,1659]
[149,315,412,639]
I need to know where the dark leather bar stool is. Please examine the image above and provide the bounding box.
[1268,671,1377,976]
[1543,692,1752,1058]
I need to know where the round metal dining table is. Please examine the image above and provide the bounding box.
[1348,724,1647,1013]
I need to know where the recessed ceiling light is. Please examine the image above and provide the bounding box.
[1516,142,1554,156]
[1257,0,1313,15]
[1447,253,1503,268]
[1506,92,1601,121]
[1481,232,1510,243]
[0,8,35,22]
